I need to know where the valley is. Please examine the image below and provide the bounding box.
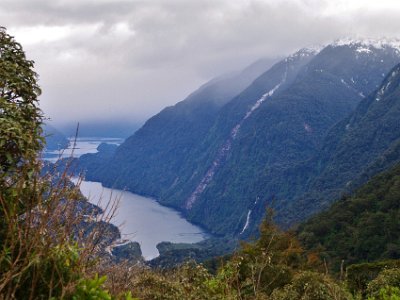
[78,39,400,238]
[2,5,400,295]
[44,138,207,260]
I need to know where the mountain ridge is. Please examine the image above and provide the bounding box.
[80,40,400,238]
[164,42,400,235]
[285,63,400,223]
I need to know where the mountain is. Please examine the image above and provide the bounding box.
[43,123,69,151]
[283,62,400,224]
[83,58,275,194]
[59,121,140,138]
[160,40,400,236]
[297,162,400,271]
[81,39,400,237]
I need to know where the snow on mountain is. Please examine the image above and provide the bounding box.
[332,37,400,52]
[285,47,322,62]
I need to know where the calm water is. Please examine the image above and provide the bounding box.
[46,137,206,259]
[78,180,206,259]
[44,137,123,162]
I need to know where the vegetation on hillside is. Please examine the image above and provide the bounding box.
[81,43,400,238]
[288,62,400,223]
[83,59,273,198]
[298,163,400,272]
[95,212,400,299]
[0,26,122,299]
[1,26,400,299]
[43,123,69,151]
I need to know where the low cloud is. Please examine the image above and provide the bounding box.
[1,0,400,126]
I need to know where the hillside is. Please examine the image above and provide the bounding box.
[43,123,69,151]
[298,162,400,271]
[83,58,274,195]
[283,62,400,224]
[161,41,400,236]
[3,26,400,299]
[81,40,400,237]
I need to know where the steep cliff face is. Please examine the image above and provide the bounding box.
[85,58,274,196]
[83,40,400,237]
[163,42,400,236]
[285,63,400,223]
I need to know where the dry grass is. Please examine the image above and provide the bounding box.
[0,151,120,299]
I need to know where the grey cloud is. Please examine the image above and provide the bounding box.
[1,0,399,128]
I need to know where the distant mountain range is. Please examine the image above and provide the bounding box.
[56,121,141,138]
[78,39,400,238]
[43,123,69,151]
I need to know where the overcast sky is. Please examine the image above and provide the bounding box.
[1,0,400,128]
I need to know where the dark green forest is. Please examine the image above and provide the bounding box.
[298,163,400,271]
[81,44,400,238]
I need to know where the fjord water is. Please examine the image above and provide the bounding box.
[78,180,206,259]
[45,137,206,259]
[44,137,123,163]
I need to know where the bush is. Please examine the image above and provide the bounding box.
[70,274,112,300]
[0,27,114,299]
[346,260,400,294]
[0,26,43,201]
[271,271,352,300]
[367,268,400,299]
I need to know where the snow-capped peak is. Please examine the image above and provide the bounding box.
[286,46,322,62]
[332,37,400,52]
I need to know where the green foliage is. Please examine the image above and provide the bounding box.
[270,271,351,300]
[298,164,400,271]
[367,269,400,299]
[81,60,266,198]
[148,237,237,269]
[3,24,400,300]
[368,286,400,300]
[346,261,400,295]
[0,240,81,299]
[82,43,400,238]
[128,262,236,300]
[70,274,112,300]
[0,26,43,244]
[290,63,400,225]
[235,211,306,297]
[119,204,400,299]
[111,242,142,264]
[0,26,43,182]
[116,210,361,299]
[0,26,113,300]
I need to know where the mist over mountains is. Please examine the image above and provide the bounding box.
[76,39,400,240]
[5,0,400,296]
[57,121,141,139]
